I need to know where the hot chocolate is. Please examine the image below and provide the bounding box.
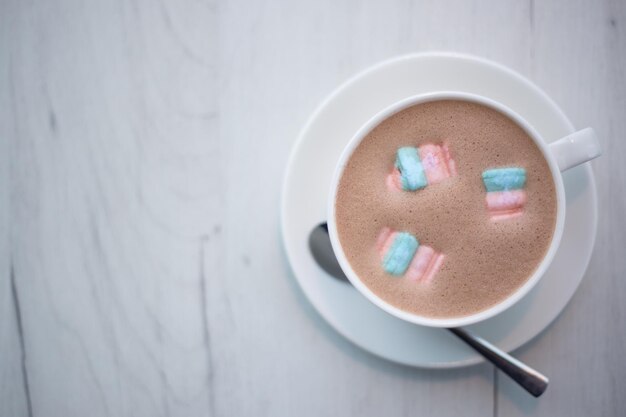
[334,100,557,318]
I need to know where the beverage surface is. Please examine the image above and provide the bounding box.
[335,100,557,318]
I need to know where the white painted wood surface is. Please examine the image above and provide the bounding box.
[1,0,624,416]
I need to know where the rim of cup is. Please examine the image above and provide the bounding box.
[327,91,566,328]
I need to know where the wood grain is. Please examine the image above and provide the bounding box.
[1,2,29,415]
[1,0,623,416]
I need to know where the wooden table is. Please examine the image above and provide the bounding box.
[1,0,624,416]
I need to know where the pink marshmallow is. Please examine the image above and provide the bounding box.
[385,168,403,192]
[442,144,457,177]
[405,245,445,283]
[486,190,527,220]
[419,143,457,185]
[491,211,524,221]
[387,143,457,192]
[376,227,397,256]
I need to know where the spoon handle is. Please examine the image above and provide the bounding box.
[448,327,548,397]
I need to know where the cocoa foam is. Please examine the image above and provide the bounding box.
[335,100,557,318]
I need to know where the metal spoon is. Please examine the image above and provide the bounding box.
[309,223,548,397]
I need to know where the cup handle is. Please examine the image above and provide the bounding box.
[548,128,601,172]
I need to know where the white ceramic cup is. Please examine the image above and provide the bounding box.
[327,91,601,328]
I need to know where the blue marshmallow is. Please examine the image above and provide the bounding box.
[395,147,428,191]
[482,167,527,192]
[382,232,419,276]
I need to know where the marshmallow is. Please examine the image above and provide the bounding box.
[419,143,458,185]
[482,167,526,192]
[405,245,445,283]
[482,167,527,220]
[395,147,428,191]
[381,231,419,276]
[387,144,456,191]
[377,227,444,282]
[376,227,396,254]
[485,190,527,220]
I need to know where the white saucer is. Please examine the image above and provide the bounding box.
[280,52,598,368]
